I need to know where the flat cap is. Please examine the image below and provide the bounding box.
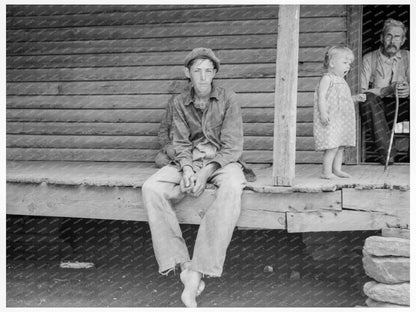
[184,47,220,71]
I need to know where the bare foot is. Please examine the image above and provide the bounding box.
[333,170,352,178]
[180,269,201,307]
[320,173,337,180]
[196,279,205,297]
[180,262,204,297]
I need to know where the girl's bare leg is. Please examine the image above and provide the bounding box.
[321,148,338,179]
[333,147,352,178]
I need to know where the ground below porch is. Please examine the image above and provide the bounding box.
[6,161,410,233]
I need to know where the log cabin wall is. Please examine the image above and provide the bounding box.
[6,5,348,164]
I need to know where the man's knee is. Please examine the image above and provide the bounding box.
[216,166,245,194]
[142,177,160,197]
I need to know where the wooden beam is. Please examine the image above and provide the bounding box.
[287,210,401,233]
[6,183,287,230]
[6,182,342,230]
[342,188,409,228]
[345,5,363,164]
[272,5,300,186]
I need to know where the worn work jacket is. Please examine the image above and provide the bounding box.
[361,48,409,98]
[171,83,244,172]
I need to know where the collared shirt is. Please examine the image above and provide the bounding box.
[361,48,409,97]
[171,83,243,172]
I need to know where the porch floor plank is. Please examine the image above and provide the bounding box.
[6,161,409,192]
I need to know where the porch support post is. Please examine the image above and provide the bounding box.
[345,5,363,164]
[272,5,300,186]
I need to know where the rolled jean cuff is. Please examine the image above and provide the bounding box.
[158,257,191,276]
[190,264,222,278]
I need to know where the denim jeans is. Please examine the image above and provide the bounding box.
[142,162,246,277]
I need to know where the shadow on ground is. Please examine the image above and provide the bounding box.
[7,216,376,307]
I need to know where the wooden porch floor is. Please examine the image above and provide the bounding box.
[6,161,410,192]
[6,161,410,232]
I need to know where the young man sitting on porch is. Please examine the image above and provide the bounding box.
[360,18,410,165]
[142,47,247,307]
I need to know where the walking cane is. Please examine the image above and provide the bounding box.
[384,85,400,171]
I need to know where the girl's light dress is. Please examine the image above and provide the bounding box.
[313,73,356,151]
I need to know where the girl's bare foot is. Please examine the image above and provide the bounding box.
[180,269,202,307]
[333,170,352,178]
[320,173,337,180]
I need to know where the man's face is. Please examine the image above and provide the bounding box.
[185,59,216,97]
[381,25,406,57]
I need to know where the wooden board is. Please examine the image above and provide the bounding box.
[6,107,313,123]
[7,5,346,28]
[25,15,339,38]
[7,5,345,18]
[7,33,345,55]
[7,122,313,137]
[6,63,323,81]
[342,188,409,227]
[287,210,401,233]
[272,5,299,186]
[6,161,409,191]
[7,18,346,42]
[6,48,326,68]
[6,183,287,230]
[6,78,320,95]
[6,93,315,109]
[6,148,321,164]
[6,135,315,151]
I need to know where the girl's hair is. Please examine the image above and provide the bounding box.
[323,46,354,69]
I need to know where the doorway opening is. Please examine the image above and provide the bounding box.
[361,5,410,163]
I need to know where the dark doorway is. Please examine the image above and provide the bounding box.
[361,5,410,163]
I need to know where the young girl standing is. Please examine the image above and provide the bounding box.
[314,46,366,179]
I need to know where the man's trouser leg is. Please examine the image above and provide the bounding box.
[190,163,246,277]
[361,93,392,160]
[142,165,190,274]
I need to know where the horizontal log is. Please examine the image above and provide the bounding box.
[6,78,320,95]
[6,135,315,151]
[6,93,315,109]
[342,189,409,228]
[7,121,313,137]
[7,33,345,55]
[6,182,287,229]
[6,48,326,68]
[7,5,346,28]
[6,147,321,163]
[6,135,162,150]
[287,210,402,233]
[6,63,323,82]
[6,94,276,109]
[6,5,238,16]
[7,5,345,18]
[6,64,277,81]
[6,79,274,95]
[6,107,313,123]
[7,6,280,29]
[7,17,345,42]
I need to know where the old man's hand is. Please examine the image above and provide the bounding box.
[396,81,409,98]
